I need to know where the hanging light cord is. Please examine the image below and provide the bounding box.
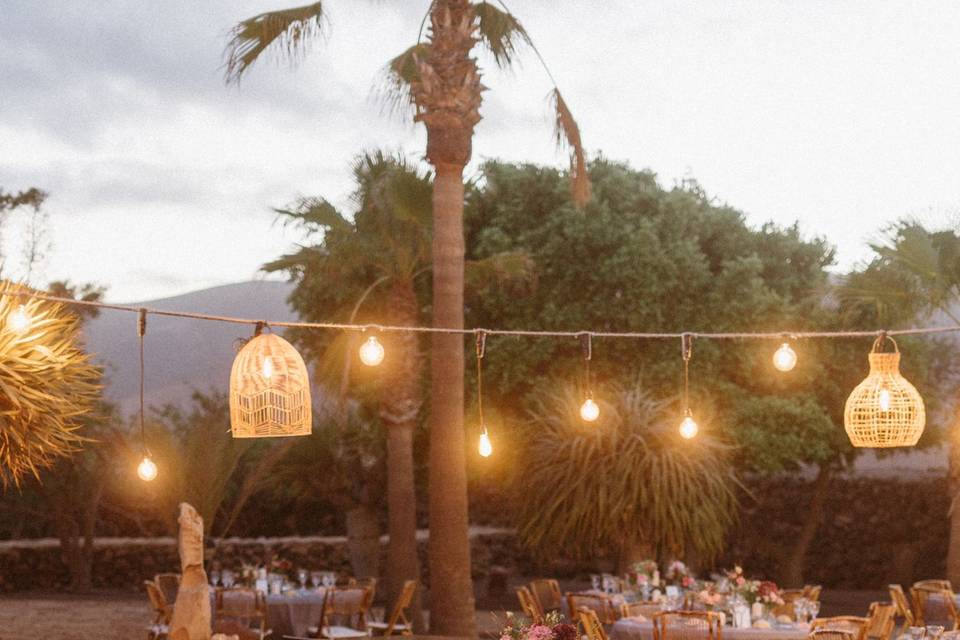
[5,289,960,341]
[476,331,486,427]
[138,308,148,456]
[681,333,693,412]
[580,332,592,397]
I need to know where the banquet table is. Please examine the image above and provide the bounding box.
[611,617,810,640]
[210,589,329,639]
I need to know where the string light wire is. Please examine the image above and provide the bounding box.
[7,290,960,342]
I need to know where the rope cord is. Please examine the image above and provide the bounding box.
[137,308,148,456]
[6,289,960,342]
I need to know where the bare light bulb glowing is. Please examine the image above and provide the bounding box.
[580,397,600,422]
[478,427,493,458]
[137,455,158,482]
[773,343,797,372]
[359,336,385,366]
[8,304,29,333]
[878,387,891,412]
[679,414,699,439]
[262,357,273,379]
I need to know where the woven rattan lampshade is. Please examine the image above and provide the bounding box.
[230,331,311,438]
[844,337,924,448]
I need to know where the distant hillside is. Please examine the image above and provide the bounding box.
[85,280,296,415]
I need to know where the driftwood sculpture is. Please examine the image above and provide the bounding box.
[169,503,212,640]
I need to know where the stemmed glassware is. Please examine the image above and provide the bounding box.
[807,601,820,621]
[221,569,235,588]
[590,574,602,591]
[927,626,946,640]
[310,571,322,590]
[794,597,810,624]
[322,572,336,588]
[297,568,309,592]
[209,570,221,588]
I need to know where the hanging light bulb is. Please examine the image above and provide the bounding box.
[359,335,385,366]
[679,411,699,439]
[478,426,493,457]
[773,342,797,372]
[877,387,891,412]
[137,454,158,481]
[8,304,29,333]
[844,335,925,447]
[580,397,600,422]
[262,356,273,379]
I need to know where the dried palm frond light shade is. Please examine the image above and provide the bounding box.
[844,336,925,448]
[229,330,311,438]
[0,282,100,488]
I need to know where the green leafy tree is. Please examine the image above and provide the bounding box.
[224,3,587,631]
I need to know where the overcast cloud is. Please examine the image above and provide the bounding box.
[3,1,960,301]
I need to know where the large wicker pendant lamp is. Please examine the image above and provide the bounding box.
[844,334,925,448]
[230,323,311,438]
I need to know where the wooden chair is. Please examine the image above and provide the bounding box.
[805,585,824,602]
[214,587,271,640]
[811,616,870,640]
[530,579,564,612]
[309,587,371,639]
[808,630,858,640]
[367,580,416,636]
[620,601,661,620]
[567,592,617,625]
[579,608,610,640]
[144,580,172,640]
[154,573,181,607]
[890,585,916,630]
[651,611,722,640]
[911,586,960,629]
[516,586,545,622]
[865,602,896,640]
[915,581,953,591]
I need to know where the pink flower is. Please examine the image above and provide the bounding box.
[527,624,554,640]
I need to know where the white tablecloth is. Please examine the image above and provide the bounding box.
[211,590,328,638]
[611,618,810,640]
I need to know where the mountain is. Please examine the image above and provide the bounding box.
[85,280,297,416]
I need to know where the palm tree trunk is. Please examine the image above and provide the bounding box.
[382,281,425,631]
[427,164,476,636]
[945,422,960,585]
[780,465,831,588]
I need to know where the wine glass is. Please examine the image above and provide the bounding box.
[793,598,809,624]
[590,574,602,591]
[310,571,322,590]
[927,626,945,640]
[210,570,221,588]
[297,568,309,592]
[909,626,926,640]
[807,601,820,621]
[222,570,235,588]
[323,572,336,588]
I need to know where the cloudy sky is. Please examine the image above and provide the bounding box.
[3,1,960,302]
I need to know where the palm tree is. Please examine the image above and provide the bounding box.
[840,222,960,585]
[516,381,740,571]
[225,5,586,633]
[266,152,533,627]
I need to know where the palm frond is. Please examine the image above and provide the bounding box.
[548,88,591,208]
[224,2,327,84]
[473,1,532,68]
[377,43,431,118]
[274,197,350,233]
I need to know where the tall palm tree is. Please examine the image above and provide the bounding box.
[266,152,533,628]
[225,4,587,634]
[840,222,960,584]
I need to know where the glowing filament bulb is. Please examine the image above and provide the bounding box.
[478,427,493,458]
[359,336,385,366]
[137,455,158,482]
[262,357,273,379]
[773,342,797,372]
[679,414,699,439]
[878,387,891,412]
[8,304,29,333]
[580,397,600,422]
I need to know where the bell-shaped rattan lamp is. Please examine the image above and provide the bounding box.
[230,330,311,438]
[844,336,924,448]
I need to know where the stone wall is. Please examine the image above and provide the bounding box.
[0,476,950,593]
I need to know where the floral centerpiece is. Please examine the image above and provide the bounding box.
[757,581,784,607]
[501,612,577,640]
[696,583,724,609]
[628,560,659,588]
[666,560,695,589]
